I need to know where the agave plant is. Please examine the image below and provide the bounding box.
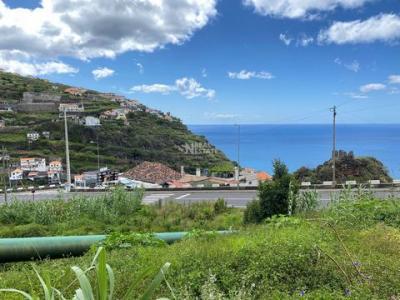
[0,247,173,300]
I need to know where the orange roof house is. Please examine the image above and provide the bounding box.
[256,171,272,182]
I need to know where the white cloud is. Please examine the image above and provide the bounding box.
[202,68,207,78]
[279,33,292,46]
[175,77,215,99]
[243,0,373,19]
[296,34,314,47]
[0,0,217,74]
[204,112,239,119]
[344,92,368,99]
[334,58,360,72]
[360,83,386,93]
[0,50,78,76]
[136,63,144,74]
[131,77,215,99]
[388,75,400,84]
[319,14,400,44]
[131,83,176,95]
[228,70,274,80]
[92,67,114,80]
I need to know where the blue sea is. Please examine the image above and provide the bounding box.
[189,124,400,178]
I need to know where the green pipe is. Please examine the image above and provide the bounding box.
[0,231,230,262]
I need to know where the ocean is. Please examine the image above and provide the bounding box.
[189,124,400,179]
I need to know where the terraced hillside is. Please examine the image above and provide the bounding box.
[0,71,230,173]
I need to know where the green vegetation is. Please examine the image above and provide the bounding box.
[0,247,173,300]
[244,160,299,224]
[1,191,400,298]
[0,70,230,173]
[0,189,242,237]
[295,150,392,184]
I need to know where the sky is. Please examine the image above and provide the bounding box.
[0,0,399,124]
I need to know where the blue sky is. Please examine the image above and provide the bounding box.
[1,0,399,124]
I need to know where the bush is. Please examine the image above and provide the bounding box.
[213,198,227,214]
[243,199,262,224]
[244,160,298,223]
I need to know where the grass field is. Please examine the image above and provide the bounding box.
[0,189,399,299]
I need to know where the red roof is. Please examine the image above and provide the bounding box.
[256,172,272,181]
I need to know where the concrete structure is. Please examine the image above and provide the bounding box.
[22,92,61,103]
[27,132,40,141]
[83,116,100,127]
[16,92,61,112]
[59,103,84,113]
[196,168,201,177]
[0,119,5,128]
[10,168,23,181]
[20,157,47,172]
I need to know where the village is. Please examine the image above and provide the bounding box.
[6,156,272,191]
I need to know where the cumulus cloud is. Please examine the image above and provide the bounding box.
[92,67,114,80]
[0,50,78,76]
[279,33,292,46]
[228,70,274,80]
[131,77,215,99]
[360,83,386,93]
[131,83,175,95]
[243,0,373,19]
[318,14,400,44]
[334,58,360,72]
[0,0,217,74]
[388,75,400,84]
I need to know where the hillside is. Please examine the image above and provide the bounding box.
[0,71,230,173]
[294,150,392,183]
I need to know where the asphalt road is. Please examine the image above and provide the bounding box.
[1,188,400,208]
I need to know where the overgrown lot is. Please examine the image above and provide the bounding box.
[0,189,241,237]
[0,189,400,299]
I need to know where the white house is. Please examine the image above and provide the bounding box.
[27,132,40,141]
[49,160,62,172]
[10,168,23,181]
[84,116,101,127]
[20,157,47,172]
[0,119,5,128]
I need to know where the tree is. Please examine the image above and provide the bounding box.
[244,160,298,224]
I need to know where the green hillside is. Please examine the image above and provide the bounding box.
[0,71,230,173]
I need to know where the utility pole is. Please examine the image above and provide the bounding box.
[64,110,71,192]
[330,106,337,187]
[1,146,8,204]
[235,124,241,190]
[97,133,100,171]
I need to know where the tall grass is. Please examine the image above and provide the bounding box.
[0,188,143,225]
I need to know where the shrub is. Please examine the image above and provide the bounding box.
[244,160,298,223]
[243,199,262,224]
[213,198,227,214]
[294,190,319,213]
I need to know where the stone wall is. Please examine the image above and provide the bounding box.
[22,92,61,103]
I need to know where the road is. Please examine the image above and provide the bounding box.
[1,188,400,208]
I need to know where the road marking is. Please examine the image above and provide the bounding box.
[143,193,174,204]
[175,193,190,200]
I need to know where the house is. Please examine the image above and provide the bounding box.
[74,168,118,188]
[123,161,181,185]
[10,168,23,181]
[256,171,272,182]
[64,87,87,96]
[20,157,47,172]
[27,132,40,141]
[48,170,61,184]
[0,119,5,128]
[27,171,48,182]
[42,131,50,139]
[58,103,85,113]
[49,160,62,172]
[83,116,101,127]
